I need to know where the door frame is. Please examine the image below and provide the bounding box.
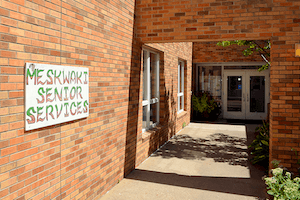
[223,70,246,119]
[244,69,270,120]
[223,69,270,120]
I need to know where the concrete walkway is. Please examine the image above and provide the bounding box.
[100,123,267,200]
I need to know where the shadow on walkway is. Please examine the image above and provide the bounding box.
[153,133,248,167]
[100,122,267,200]
[127,169,263,198]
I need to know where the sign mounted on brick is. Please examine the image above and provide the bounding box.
[25,63,89,131]
[296,44,300,57]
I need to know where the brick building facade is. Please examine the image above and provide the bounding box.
[135,0,300,171]
[193,41,265,63]
[0,0,299,199]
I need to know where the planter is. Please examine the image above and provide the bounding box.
[193,110,220,121]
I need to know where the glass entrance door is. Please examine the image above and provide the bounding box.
[223,71,246,119]
[223,70,269,120]
[245,70,269,120]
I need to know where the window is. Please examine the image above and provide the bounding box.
[195,65,222,102]
[178,60,184,113]
[142,49,159,132]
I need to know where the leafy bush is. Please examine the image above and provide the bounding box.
[265,168,300,200]
[192,93,217,114]
[192,92,221,121]
[248,121,269,166]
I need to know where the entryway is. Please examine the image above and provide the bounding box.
[192,63,270,121]
[223,69,269,120]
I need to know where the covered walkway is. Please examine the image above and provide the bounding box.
[100,123,267,200]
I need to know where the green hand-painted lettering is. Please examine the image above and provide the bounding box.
[47,69,53,84]
[70,102,76,115]
[26,107,36,117]
[26,68,37,85]
[54,88,62,101]
[37,87,45,103]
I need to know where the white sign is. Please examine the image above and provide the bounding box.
[25,63,89,131]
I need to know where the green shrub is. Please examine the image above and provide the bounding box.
[248,121,269,166]
[271,160,282,169]
[192,93,217,114]
[265,168,300,200]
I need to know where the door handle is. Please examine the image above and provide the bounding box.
[247,93,249,102]
[243,93,245,102]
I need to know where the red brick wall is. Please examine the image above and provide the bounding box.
[0,0,136,199]
[123,39,192,175]
[193,41,265,63]
[135,0,300,173]
[0,0,193,199]
[134,42,192,169]
[1,0,300,199]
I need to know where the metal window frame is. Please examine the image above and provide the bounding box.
[178,60,184,113]
[142,49,160,132]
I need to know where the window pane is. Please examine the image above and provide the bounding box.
[150,103,158,126]
[250,76,265,113]
[198,66,222,102]
[143,50,147,101]
[227,76,242,112]
[178,63,181,93]
[142,106,147,129]
[150,53,157,99]
[179,96,182,111]
[143,50,159,131]
[181,64,184,93]
[178,61,184,112]
[180,96,184,111]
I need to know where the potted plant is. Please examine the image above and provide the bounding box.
[192,91,221,121]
